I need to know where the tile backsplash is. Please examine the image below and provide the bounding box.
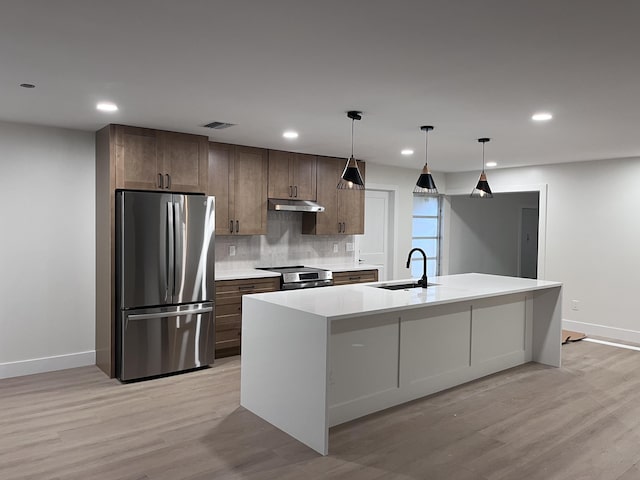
[215,211,356,271]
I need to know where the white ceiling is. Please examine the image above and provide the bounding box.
[2,0,640,172]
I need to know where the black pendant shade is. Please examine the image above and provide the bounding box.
[416,168,437,190]
[472,172,493,198]
[337,156,365,189]
[337,111,365,190]
[470,138,494,199]
[413,125,438,196]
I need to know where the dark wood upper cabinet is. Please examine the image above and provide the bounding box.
[268,150,317,201]
[208,142,233,235]
[114,125,207,193]
[114,126,160,190]
[159,131,208,193]
[208,142,268,236]
[302,157,365,235]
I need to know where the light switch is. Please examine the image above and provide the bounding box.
[229,245,236,256]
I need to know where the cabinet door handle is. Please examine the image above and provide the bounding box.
[236,220,239,233]
[230,220,234,233]
[158,173,164,189]
[342,222,346,233]
[289,186,293,197]
[166,174,171,189]
[294,185,298,197]
[338,222,341,233]
[349,276,361,281]
[239,285,256,290]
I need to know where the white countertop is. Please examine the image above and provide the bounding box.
[306,263,380,273]
[246,273,562,320]
[215,269,281,281]
[214,263,379,281]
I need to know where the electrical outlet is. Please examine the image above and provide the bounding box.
[571,300,579,311]
[229,245,236,256]
[333,243,339,253]
[346,242,354,252]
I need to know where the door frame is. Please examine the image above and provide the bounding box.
[354,183,399,280]
[443,183,548,280]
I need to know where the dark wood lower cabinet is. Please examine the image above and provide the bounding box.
[214,277,280,358]
[332,269,379,285]
[214,272,377,358]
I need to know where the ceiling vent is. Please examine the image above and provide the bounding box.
[202,121,236,130]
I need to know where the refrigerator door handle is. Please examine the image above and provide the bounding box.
[127,306,213,321]
[167,201,175,302]
[174,200,183,300]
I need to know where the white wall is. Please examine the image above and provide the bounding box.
[445,157,640,343]
[0,121,95,378]
[366,163,446,280]
[447,192,539,276]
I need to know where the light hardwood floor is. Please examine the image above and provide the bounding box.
[2,340,640,480]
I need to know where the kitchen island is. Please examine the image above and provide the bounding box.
[240,273,562,455]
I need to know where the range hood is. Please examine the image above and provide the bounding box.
[268,199,325,212]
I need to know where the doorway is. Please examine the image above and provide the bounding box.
[358,188,396,281]
[446,191,539,277]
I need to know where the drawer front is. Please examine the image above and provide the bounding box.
[215,278,280,304]
[215,278,280,295]
[216,314,241,329]
[332,269,378,285]
[215,327,241,349]
[216,303,242,317]
[216,314,241,330]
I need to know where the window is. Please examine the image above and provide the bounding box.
[411,195,441,278]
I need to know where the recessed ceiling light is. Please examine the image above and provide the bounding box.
[401,149,414,156]
[283,131,298,139]
[486,161,498,167]
[531,112,552,121]
[97,102,118,112]
[20,83,35,89]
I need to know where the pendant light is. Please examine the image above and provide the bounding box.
[470,138,493,198]
[413,125,438,195]
[337,110,365,190]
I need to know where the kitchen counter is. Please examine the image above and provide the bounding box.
[305,263,380,273]
[247,273,560,320]
[214,269,281,281]
[240,273,563,455]
[214,263,378,281]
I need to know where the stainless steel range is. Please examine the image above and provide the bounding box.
[258,266,333,290]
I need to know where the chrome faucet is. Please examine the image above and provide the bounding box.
[406,248,429,288]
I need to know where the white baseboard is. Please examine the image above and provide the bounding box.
[0,350,96,380]
[563,319,640,345]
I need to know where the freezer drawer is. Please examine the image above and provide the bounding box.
[119,302,214,381]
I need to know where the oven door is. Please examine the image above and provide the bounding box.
[282,279,334,290]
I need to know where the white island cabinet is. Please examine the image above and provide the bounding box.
[240,273,562,455]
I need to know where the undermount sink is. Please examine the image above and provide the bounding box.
[371,282,439,291]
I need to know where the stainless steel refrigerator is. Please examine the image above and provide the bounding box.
[116,190,215,381]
